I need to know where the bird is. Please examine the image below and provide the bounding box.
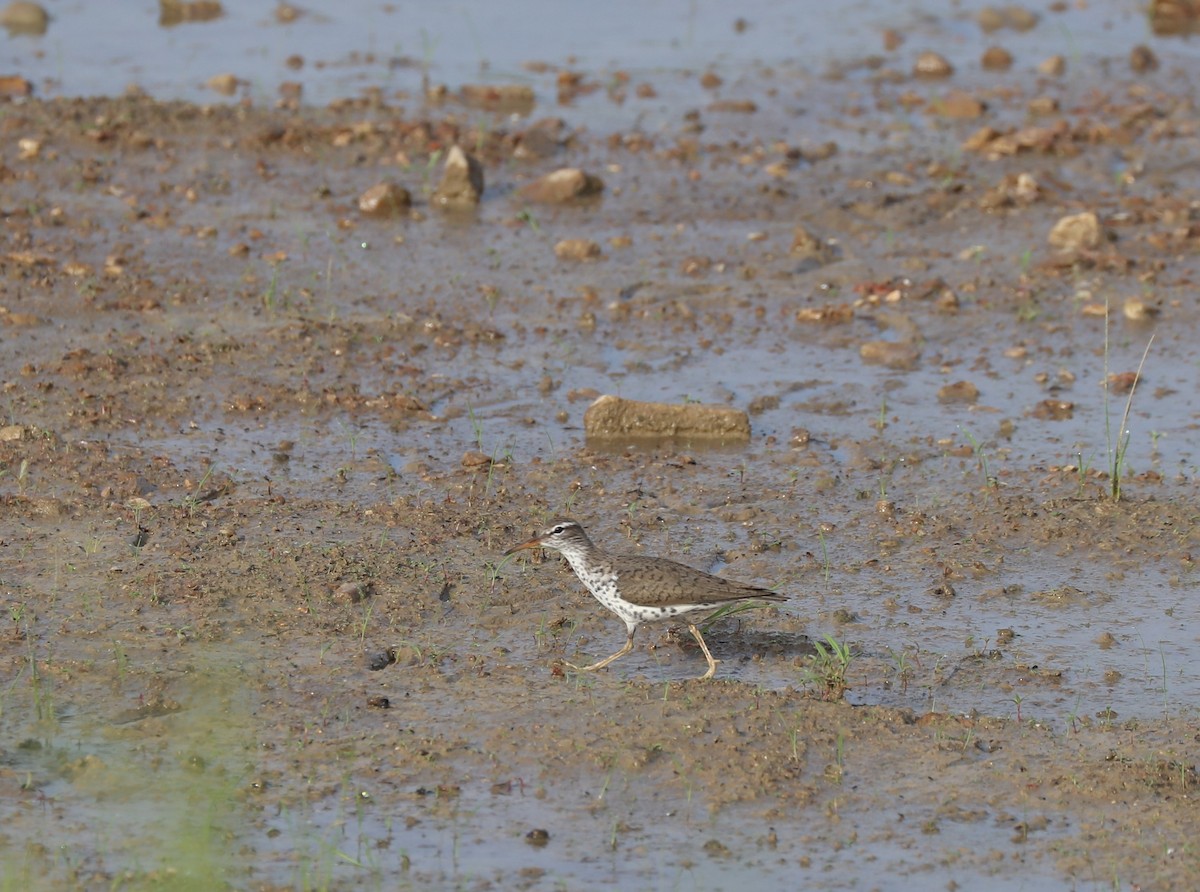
[504,518,787,680]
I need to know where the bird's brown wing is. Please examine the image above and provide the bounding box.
[610,555,786,608]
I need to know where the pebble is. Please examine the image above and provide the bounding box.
[206,73,240,96]
[332,581,372,604]
[933,90,986,118]
[1129,45,1159,72]
[358,182,412,218]
[1122,296,1156,321]
[519,168,604,203]
[1047,212,1101,250]
[981,47,1013,70]
[432,145,484,209]
[859,340,921,369]
[913,51,954,79]
[1038,55,1065,76]
[0,74,32,97]
[1032,399,1074,420]
[0,0,48,35]
[938,381,980,404]
[460,84,535,112]
[554,239,602,261]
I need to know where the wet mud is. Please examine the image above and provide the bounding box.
[3,2,1200,889]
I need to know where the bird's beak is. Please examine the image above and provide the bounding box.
[503,536,544,557]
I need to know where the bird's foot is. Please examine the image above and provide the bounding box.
[696,658,721,681]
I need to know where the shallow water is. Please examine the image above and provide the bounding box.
[5,0,1200,889]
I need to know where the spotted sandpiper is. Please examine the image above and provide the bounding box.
[504,519,787,680]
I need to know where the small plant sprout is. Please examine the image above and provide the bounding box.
[466,401,485,451]
[960,427,997,489]
[803,635,854,700]
[262,264,281,312]
[818,527,831,583]
[182,464,218,515]
[1103,317,1155,501]
[889,647,915,693]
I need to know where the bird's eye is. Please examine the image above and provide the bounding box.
[552,525,565,534]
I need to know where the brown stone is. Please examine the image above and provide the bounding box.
[519,168,604,203]
[938,381,980,404]
[159,0,223,26]
[1048,212,1101,250]
[913,51,954,79]
[432,145,485,209]
[0,0,48,35]
[583,395,750,441]
[1038,55,1065,76]
[981,46,1013,70]
[860,340,921,369]
[1130,45,1159,72]
[0,74,32,97]
[554,239,602,261]
[461,84,535,113]
[932,90,986,118]
[206,73,239,96]
[358,182,412,218]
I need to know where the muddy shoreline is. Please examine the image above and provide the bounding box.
[4,6,1200,887]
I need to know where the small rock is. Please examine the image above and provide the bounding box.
[1038,55,1065,76]
[0,424,26,441]
[860,340,920,370]
[159,0,223,25]
[938,381,980,404]
[1106,371,1140,395]
[1032,399,1074,420]
[787,224,825,256]
[1123,296,1157,322]
[460,83,535,112]
[358,182,412,218]
[432,145,484,209]
[981,46,1013,71]
[525,828,551,847]
[584,395,750,442]
[367,648,398,671]
[513,117,566,160]
[1027,96,1059,116]
[1004,6,1039,30]
[554,238,602,261]
[206,73,240,96]
[461,450,494,468]
[913,51,954,79]
[0,74,33,97]
[977,6,1004,31]
[1130,45,1159,72]
[519,168,604,203]
[366,696,390,709]
[978,5,1039,32]
[0,1,48,35]
[332,581,372,604]
[1047,212,1101,250]
[708,99,757,113]
[933,89,985,118]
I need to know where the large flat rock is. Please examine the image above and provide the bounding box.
[583,395,751,442]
